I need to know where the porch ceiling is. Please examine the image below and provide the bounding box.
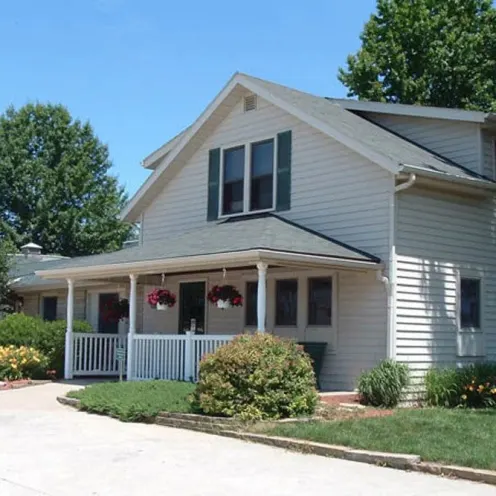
[36,214,382,280]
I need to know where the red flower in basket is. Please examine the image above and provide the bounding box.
[207,285,243,309]
[147,288,176,310]
[102,298,129,323]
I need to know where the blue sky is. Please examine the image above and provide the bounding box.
[0,0,376,196]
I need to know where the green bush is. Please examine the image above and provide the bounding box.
[193,333,319,421]
[68,381,196,422]
[426,363,496,408]
[0,313,93,377]
[357,360,409,408]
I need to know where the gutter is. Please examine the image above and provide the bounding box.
[379,173,417,360]
[401,164,496,191]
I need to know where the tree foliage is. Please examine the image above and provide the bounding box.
[0,103,131,257]
[338,0,496,111]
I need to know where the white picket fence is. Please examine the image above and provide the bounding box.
[130,333,234,382]
[72,333,127,376]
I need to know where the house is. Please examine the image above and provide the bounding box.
[11,73,496,391]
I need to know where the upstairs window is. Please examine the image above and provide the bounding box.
[251,139,274,211]
[222,146,245,215]
[220,139,275,216]
[460,278,481,329]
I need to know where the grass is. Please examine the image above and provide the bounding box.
[67,380,196,422]
[254,408,496,470]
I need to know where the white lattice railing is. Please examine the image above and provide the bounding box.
[130,333,235,382]
[72,333,127,376]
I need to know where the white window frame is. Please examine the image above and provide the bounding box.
[218,136,277,219]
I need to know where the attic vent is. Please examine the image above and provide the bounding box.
[244,94,257,112]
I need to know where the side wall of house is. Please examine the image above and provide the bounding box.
[361,112,482,175]
[395,188,496,385]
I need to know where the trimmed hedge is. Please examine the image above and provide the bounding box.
[0,313,92,377]
[193,333,319,420]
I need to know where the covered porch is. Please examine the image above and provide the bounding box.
[36,214,384,390]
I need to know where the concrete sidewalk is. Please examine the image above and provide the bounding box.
[0,383,493,496]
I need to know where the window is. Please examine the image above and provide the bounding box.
[460,278,481,329]
[250,140,274,211]
[222,146,245,215]
[245,281,258,326]
[308,277,332,326]
[42,296,57,322]
[220,139,275,216]
[275,279,298,326]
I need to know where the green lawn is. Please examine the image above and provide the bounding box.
[68,380,196,422]
[256,408,496,470]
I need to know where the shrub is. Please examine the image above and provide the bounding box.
[193,333,319,421]
[357,360,409,408]
[425,363,496,408]
[425,367,461,407]
[0,313,93,377]
[0,345,48,380]
[68,381,196,422]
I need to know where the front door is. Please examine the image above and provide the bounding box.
[98,293,120,334]
[178,282,206,334]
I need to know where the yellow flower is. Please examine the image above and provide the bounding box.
[491,388,496,395]
[478,385,485,393]
[461,394,467,400]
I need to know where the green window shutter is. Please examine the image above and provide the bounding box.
[276,130,292,212]
[207,148,221,221]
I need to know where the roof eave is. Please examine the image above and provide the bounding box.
[36,249,381,280]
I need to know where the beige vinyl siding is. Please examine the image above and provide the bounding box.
[481,129,495,179]
[142,95,392,261]
[395,189,496,384]
[140,267,386,391]
[22,289,86,321]
[362,112,482,175]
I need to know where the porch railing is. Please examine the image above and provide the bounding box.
[130,333,235,382]
[72,333,127,376]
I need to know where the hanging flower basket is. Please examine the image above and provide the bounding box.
[102,298,129,323]
[147,288,176,310]
[207,285,243,309]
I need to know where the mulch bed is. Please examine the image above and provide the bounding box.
[317,394,395,421]
[0,379,51,391]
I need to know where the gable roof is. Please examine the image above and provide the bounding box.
[36,214,380,279]
[122,73,496,222]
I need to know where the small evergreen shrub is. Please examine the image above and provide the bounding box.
[357,359,409,408]
[0,345,48,380]
[426,363,496,408]
[193,333,319,420]
[0,313,93,376]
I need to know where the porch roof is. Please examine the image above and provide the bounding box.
[36,214,381,280]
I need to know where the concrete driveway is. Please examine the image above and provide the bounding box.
[0,384,494,496]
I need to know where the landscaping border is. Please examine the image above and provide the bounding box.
[56,395,496,486]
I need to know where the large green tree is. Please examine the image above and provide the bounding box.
[338,0,496,111]
[0,103,131,257]
[0,240,12,310]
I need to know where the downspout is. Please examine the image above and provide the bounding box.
[379,173,416,359]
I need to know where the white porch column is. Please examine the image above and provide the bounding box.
[127,274,138,380]
[256,262,268,333]
[64,278,75,379]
